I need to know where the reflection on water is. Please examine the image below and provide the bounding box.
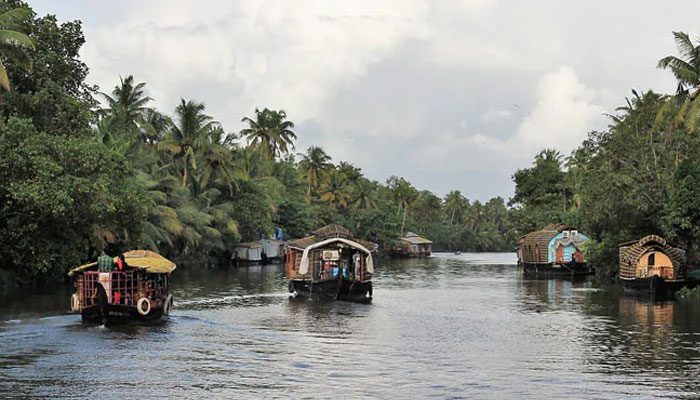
[1,253,700,398]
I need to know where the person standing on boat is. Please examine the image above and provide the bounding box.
[97,251,113,272]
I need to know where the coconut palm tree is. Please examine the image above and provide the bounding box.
[0,5,34,92]
[444,190,466,224]
[240,108,296,159]
[351,179,378,210]
[159,99,220,188]
[657,31,700,132]
[299,146,332,196]
[658,31,700,96]
[320,169,352,210]
[386,176,417,234]
[99,75,159,142]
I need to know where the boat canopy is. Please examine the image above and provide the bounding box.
[298,237,374,275]
[68,250,177,276]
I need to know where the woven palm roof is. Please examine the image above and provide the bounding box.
[287,224,374,250]
[401,232,432,244]
[618,235,686,279]
[68,250,176,276]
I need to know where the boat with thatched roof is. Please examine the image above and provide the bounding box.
[619,235,691,296]
[285,224,375,302]
[517,224,592,277]
[68,250,176,324]
[390,232,433,258]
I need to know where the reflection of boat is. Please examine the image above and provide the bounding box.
[619,235,692,297]
[517,224,593,277]
[285,224,374,303]
[68,250,176,324]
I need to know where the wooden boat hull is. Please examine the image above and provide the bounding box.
[521,262,594,277]
[289,277,372,303]
[80,303,165,324]
[621,276,693,297]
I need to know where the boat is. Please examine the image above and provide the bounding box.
[68,250,176,324]
[232,238,285,265]
[619,235,693,296]
[285,224,375,303]
[517,224,593,277]
[390,232,433,258]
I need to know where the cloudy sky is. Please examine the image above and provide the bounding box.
[32,0,700,201]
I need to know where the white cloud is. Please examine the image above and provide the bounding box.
[465,66,606,158]
[81,0,431,128]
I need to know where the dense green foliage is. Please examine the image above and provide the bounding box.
[0,2,516,286]
[5,2,700,287]
[511,31,700,279]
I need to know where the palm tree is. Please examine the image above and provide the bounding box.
[299,146,332,196]
[444,190,466,224]
[386,176,417,234]
[320,169,352,210]
[99,75,158,142]
[159,99,220,188]
[240,108,297,159]
[658,31,700,96]
[657,31,700,132]
[351,179,378,210]
[0,5,34,92]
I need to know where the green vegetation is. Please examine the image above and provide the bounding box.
[0,2,517,287]
[4,1,700,288]
[511,31,700,279]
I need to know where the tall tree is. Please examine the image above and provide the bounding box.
[299,146,332,196]
[240,108,296,159]
[0,4,33,92]
[160,99,220,188]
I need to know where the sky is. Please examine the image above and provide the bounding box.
[30,0,700,201]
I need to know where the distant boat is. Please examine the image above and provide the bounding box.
[390,232,433,258]
[285,224,374,303]
[619,235,693,296]
[68,250,176,324]
[517,224,593,277]
[454,251,462,255]
[232,238,285,264]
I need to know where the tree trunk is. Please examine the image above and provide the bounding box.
[182,167,188,188]
[401,206,408,235]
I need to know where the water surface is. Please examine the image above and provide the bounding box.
[2,253,700,399]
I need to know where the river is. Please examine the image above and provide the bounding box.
[1,253,700,399]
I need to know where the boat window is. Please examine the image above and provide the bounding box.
[648,253,655,266]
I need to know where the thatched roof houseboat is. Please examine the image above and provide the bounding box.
[619,235,689,296]
[391,232,432,258]
[517,224,593,276]
[68,250,175,324]
[286,224,374,302]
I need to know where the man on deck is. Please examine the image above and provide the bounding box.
[97,251,113,272]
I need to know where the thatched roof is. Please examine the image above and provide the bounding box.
[68,250,176,276]
[287,224,374,251]
[518,224,584,264]
[312,224,353,239]
[401,232,432,245]
[619,235,686,280]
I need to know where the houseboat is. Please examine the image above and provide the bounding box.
[390,232,432,258]
[619,235,690,296]
[517,224,592,276]
[233,239,285,264]
[68,250,176,324]
[286,224,374,302]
